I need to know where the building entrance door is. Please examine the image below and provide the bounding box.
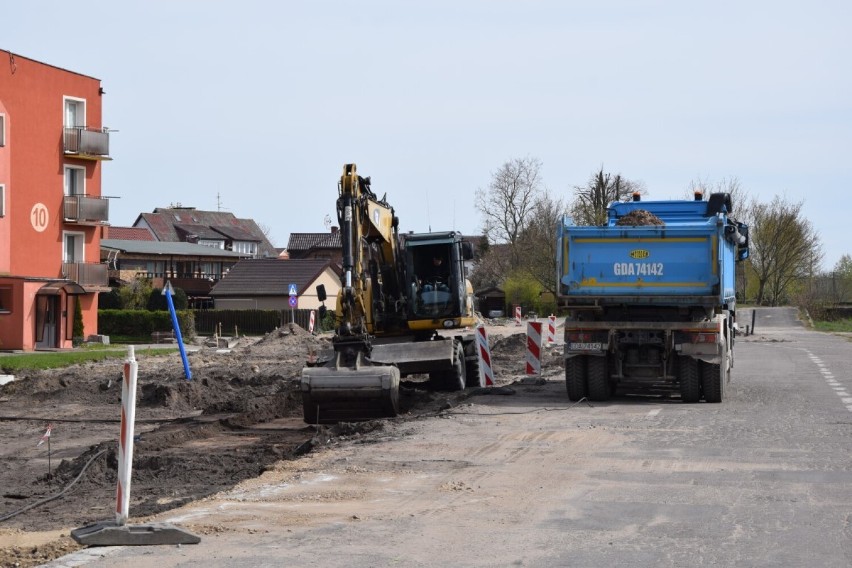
[35,296,59,349]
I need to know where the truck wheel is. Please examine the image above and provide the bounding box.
[565,356,586,401]
[587,356,610,402]
[701,361,723,403]
[678,356,701,403]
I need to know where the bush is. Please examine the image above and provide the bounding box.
[98,309,196,342]
[147,287,188,311]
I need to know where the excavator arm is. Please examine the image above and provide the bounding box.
[335,164,405,340]
[301,164,405,423]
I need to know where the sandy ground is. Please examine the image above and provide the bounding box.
[0,319,554,567]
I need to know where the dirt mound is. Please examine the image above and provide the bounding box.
[615,209,664,226]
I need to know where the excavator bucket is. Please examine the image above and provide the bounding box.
[301,360,400,424]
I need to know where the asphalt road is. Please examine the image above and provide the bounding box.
[45,307,852,567]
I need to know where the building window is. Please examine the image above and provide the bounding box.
[64,98,85,128]
[232,241,258,256]
[0,113,5,146]
[63,232,85,263]
[0,285,11,313]
[0,185,5,217]
[64,166,85,196]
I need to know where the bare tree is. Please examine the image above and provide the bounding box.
[475,157,544,267]
[571,167,645,226]
[517,191,569,297]
[748,195,822,305]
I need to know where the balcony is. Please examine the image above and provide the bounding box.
[139,272,219,296]
[63,127,111,160]
[63,262,109,290]
[64,195,109,225]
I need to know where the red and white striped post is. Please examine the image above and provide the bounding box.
[526,321,542,376]
[547,314,556,344]
[514,305,522,326]
[475,325,494,386]
[115,346,138,526]
[308,310,316,334]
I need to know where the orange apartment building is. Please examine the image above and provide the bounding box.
[0,52,111,351]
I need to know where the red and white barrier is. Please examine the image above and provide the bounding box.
[475,325,494,386]
[526,321,542,375]
[115,346,138,526]
[514,305,522,326]
[547,315,556,344]
[309,310,316,334]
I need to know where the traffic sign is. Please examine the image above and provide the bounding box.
[288,283,297,297]
[288,296,298,308]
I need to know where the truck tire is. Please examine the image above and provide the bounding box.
[587,356,610,402]
[701,361,723,403]
[678,356,701,403]
[565,356,586,401]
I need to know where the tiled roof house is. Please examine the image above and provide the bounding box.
[286,228,342,262]
[134,207,277,258]
[210,258,341,311]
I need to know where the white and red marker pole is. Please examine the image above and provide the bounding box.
[526,321,542,376]
[309,310,316,334]
[547,314,556,344]
[514,305,522,326]
[475,325,494,386]
[115,346,138,526]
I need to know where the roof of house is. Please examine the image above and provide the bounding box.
[286,232,342,253]
[134,207,276,257]
[106,227,155,241]
[210,259,338,297]
[174,224,226,241]
[101,239,250,258]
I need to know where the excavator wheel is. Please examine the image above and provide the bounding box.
[464,339,483,388]
[431,339,466,391]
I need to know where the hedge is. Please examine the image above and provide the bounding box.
[98,309,196,341]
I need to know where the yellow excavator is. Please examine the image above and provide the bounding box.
[301,164,481,423]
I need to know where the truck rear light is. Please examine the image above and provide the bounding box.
[567,331,601,342]
[691,333,717,343]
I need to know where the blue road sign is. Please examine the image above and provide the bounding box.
[289,296,298,308]
[288,283,297,296]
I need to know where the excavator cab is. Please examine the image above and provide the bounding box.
[404,233,472,325]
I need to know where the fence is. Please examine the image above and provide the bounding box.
[192,308,320,336]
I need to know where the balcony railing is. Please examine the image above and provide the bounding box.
[136,272,219,296]
[63,127,110,159]
[63,194,109,224]
[63,262,109,288]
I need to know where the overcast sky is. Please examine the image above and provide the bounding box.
[4,1,849,269]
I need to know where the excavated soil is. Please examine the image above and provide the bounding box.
[0,322,559,567]
[615,209,665,226]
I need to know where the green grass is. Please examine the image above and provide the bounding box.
[0,347,178,372]
[813,318,852,333]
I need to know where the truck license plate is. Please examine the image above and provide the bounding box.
[569,342,603,351]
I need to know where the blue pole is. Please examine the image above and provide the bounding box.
[164,283,192,381]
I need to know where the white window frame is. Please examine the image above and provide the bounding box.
[63,97,86,128]
[62,231,85,263]
[0,113,5,146]
[64,165,86,196]
[198,239,225,249]
[232,241,258,256]
[0,185,5,217]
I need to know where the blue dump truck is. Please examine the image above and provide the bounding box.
[556,192,749,403]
